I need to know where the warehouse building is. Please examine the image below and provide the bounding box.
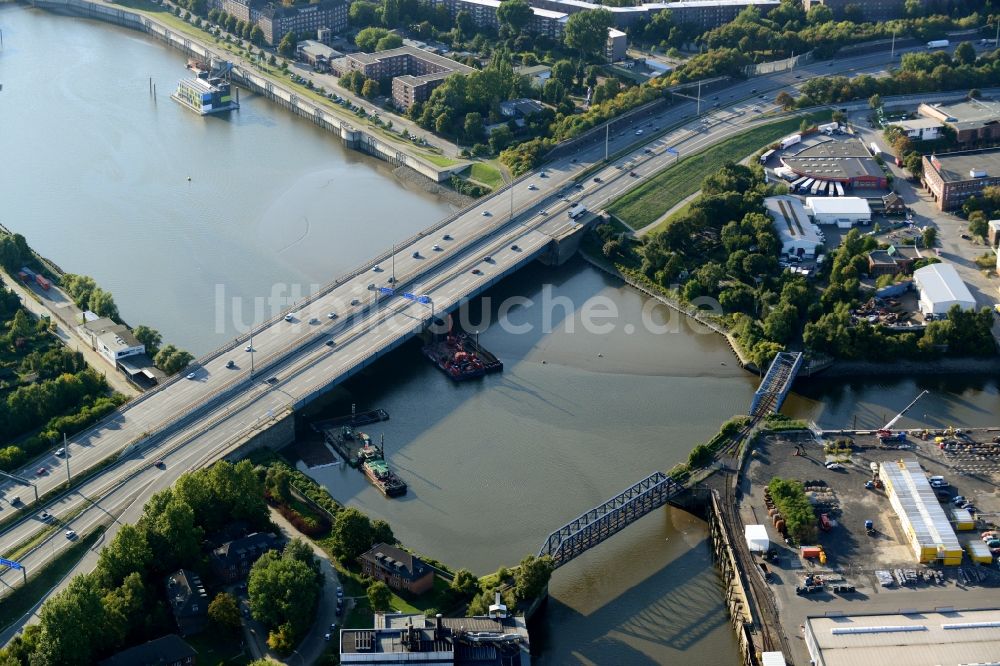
[804,607,1000,666]
[918,98,1000,145]
[912,263,976,315]
[782,139,887,191]
[921,149,1000,211]
[879,458,962,565]
[765,196,823,258]
[805,196,871,228]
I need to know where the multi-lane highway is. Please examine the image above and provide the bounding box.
[0,39,978,636]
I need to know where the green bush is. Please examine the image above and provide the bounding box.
[767,477,817,543]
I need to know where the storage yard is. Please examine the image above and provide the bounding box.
[739,426,1000,666]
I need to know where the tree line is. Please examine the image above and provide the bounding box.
[0,461,325,664]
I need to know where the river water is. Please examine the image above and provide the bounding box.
[3,7,999,665]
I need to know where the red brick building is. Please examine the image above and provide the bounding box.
[359,543,435,595]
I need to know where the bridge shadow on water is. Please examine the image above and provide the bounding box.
[532,522,734,665]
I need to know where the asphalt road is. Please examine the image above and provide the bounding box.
[0,41,981,642]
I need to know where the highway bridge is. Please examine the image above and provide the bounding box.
[0,38,986,633]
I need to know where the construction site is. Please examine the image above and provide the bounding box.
[732,389,1000,666]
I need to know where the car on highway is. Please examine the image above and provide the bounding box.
[630,171,637,177]
[10,496,21,505]
[325,339,336,347]
[337,587,343,597]
[593,177,602,183]
[634,129,643,135]
[528,184,538,190]
[644,148,653,154]
[226,360,235,368]
[511,244,520,251]
[574,183,583,189]
[264,377,278,385]
[481,211,490,216]
[283,314,294,322]
[484,256,493,262]
[387,276,396,284]
[412,251,421,258]
[36,467,47,476]
[471,268,483,275]
[540,209,548,215]
[186,372,196,380]
[351,298,361,306]
[324,633,331,642]
[432,244,442,252]
[55,447,66,457]
[65,530,77,540]
[961,233,972,240]
[328,312,338,319]
[40,511,52,522]
[309,317,319,324]
[752,106,760,112]
[442,234,452,240]
[245,345,254,352]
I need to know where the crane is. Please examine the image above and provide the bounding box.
[876,390,930,441]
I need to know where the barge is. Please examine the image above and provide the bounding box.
[422,332,502,381]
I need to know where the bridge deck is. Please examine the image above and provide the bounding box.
[539,472,685,569]
[749,351,803,417]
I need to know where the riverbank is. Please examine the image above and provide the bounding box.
[393,166,475,207]
[815,356,1000,377]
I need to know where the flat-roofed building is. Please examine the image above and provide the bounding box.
[886,117,942,141]
[806,196,871,228]
[919,98,1000,145]
[77,318,146,367]
[606,27,627,62]
[867,245,920,277]
[921,149,1000,210]
[256,0,347,46]
[804,607,1000,666]
[527,0,780,29]
[879,458,962,564]
[765,196,823,258]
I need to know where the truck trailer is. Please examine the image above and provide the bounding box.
[927,39,950,49]
[779,134,802,150]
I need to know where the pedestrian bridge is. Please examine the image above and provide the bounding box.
[539,472,685,569]
[749,351,803,417]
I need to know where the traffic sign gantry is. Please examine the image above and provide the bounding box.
[0,556,27,584]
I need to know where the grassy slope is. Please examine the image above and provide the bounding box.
[608,111,829,232]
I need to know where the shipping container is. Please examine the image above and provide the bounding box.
[801,546,822,559]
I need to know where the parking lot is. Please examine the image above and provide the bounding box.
[740,430,1000,666]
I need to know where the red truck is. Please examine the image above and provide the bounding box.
[35,275,51,290]
[820,513,833,532]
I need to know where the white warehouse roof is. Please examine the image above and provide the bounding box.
[745,524,769,552]
[805,608,1000,666]
[879,459,960,556]
[765,196,822,255]
[913,263,976,314]
[805,197,871,217]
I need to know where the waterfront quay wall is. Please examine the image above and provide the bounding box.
[30,0,457,183]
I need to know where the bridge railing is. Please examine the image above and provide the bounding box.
[540,472,685,568]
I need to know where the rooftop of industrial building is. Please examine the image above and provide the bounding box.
[912,263,976,308]
[765,196,822,247]
[783,139,883,181]
[878,458,961,554]
[924,148,1000,183]
[805,196,871,215]
[919,98,1000,130]
[805,607,1000,666]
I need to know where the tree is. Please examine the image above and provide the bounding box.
[349,0,379,26]
[132,325,162,356]
[775,91,794,110]
[805,3,832,24]
[497,0,532,32]
[953,41,976,66]
[329,507,373,561]
[248,551,320,640]
[514,555,554,600]
[921,226,937,249]
[868,93,882,110]
[969,88,982,100]
[903,151,923,178]
[564,9,614,60]
[277,31,296,58]
[969,210,989,239]
[208,592,242,633]
[94,523,152,589]
[450,569,480,596]
[367,581,393,611]
[455,10,475,37]
[154,344,194,375]
[372,519,395,546]
[551,59,574,87]
[87,288,119,320]
[356,26,390,52]
[361,78,379,99]
[250,25,264,46]
[376,33,403,51]
[463,112,484,142]
[35,575,112,665]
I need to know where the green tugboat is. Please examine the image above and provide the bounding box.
[359,437,407,498]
